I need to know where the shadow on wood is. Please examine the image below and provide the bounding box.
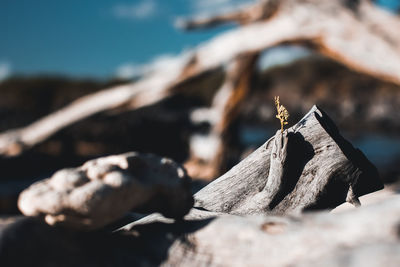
[194,105,383,215]
[269,131,314,210]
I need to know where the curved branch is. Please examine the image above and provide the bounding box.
[175,0,280,30]
[1,0,400,156]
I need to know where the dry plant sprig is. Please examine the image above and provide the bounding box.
[274,96,289,133]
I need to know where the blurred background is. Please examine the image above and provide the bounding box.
[0,0,400,213]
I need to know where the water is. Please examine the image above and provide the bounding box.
[353,135,400,167]
[239,124,400,169]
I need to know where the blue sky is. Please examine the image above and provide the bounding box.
[0,0,247,79]
[0,0,399,80]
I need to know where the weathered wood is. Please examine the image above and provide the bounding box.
[188,53,259,178]
[0,59,192,156]
[194,105,383,215]
[158,196,400,266]
[2,194,399,267]
[0,106,391,266]
[120,105,383,231]
[176,0,279,29]
[18,152,193,230]
[182,0,400,84]
[1,0,400,158]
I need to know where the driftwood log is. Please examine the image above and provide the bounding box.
[2,193,399,267]
[0,105,391,266]
[0,0,400,169]
[115,106,391,266]
[193,105,382,215]
[18,153,193,230]
[181,0,400,176]
[133,196,400,267]
[120,105,383,232]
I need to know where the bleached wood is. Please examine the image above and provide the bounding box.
[18,152,193,230]
[1,0,400,157]
[159,196,400,267]
[121,105,383,232]
[194,105,383,215]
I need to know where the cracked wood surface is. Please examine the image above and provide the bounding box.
[194,105,383,215]
[121,105,383,231]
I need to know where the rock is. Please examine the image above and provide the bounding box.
[18,152,193,230]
